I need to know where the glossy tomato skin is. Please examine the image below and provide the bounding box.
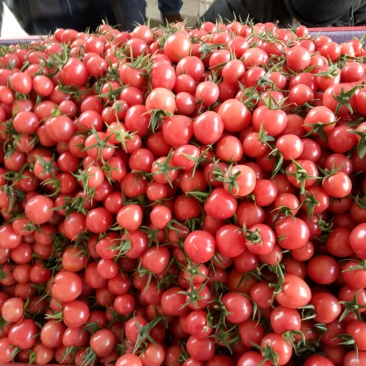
[223,165,257,197]
[140,342,166,365]
[252,106,288,136]
[307,255,340,285]
[286,46,311,71]
[245,223,275,256]
[222,292,253,324]
[275,216,310,250]
[186,335,215,361]
[116,354,143,366]
[183,230,215,263]
[237,351,271,366]
[303,355,335,366]
[193,111,224,145]
[270,307,301,334]
[275,274,311,308]
[343,350,366,366]
[59,57,89,86]
[163,33,191,63]
[0,337,15,363]
[90,328,116,357]
[51,271,82,303]
[1,297,24,323]
[40,320,66,349]
[24,195,54,225]
[349,223,366,258]
[215,224,246,258]
[8,318,38,350]
[260,332,293,365]
[309,292,341,324]
[204,187,238,219]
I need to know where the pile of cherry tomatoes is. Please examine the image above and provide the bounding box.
[0,18,366,366]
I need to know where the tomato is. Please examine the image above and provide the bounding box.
[349,223,366,259]
[40,320,66,348]
[222,59,245,85]
[24,194,54,225]
[116,354,143,366]
[275,274,311,308]
[63,300,90,328]
[150,205,172,229]
[216,224,246,258]
[343,350,366,366]
[238,319,265,348]
[208,49,230,72]
[186,336,215,361]
[325,227,353,258]
[260,332,292,365]
[245,223,275,255]
[141,245,170,274]
[221,292,253,324]
[8,318,38,349]
[140,342,165,366]
[193,111,224,145]
[184,230,215,263]
[304,105,337,135]
[0,337,15,364]
[252,106,288,136]
[275,216,310,250]
[315,65,341,91]
[252,179,278,207]
[236,201,265,229]
[223,164,256,197]
[323,83,358,116]
[163,33,191,63]
[86,55,107,78]
[276,134,304,160]
[84,132,115,160]
[146,87,176,115]
[59,57,89,86]
[323,171,352,198]
[63,212,87,241]
[1,296,24,323]
[303,355,335,366]
[237,351,270,366]
[86,207,113,233]
[286,46,311,71]
[307,255,340,285]
[345,320,366,351]
[242,47,269,68]
[162,115,193,147]
[286,159,319,190]
[118,64,147,90]
[13,111,39,134]
[196,81,219,107]
[176,56,205,82]
[32,343,54,365]
[270,307,301,334]
[90,329,116,357]
[206,355,234,366]
[320,41,341,61]
[204,187,237,219]
[309,292,341,324]
[342,261,366,289]
[117,204,143,231]
[0,224,22,249]
[288,84,314,107]
[51,271,83,303]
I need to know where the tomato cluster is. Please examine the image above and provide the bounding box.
[0,20,366,366]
